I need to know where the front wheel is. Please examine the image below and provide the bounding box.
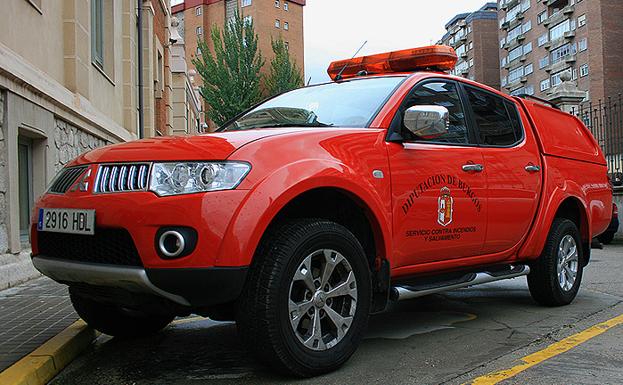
[237,219,371,377]
[528,218,584,306]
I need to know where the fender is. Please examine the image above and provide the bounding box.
[215,159,392,267]
[519,171,590,259]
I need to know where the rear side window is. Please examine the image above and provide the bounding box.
[464,86,523,146]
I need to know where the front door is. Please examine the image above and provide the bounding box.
[388,80,488,268]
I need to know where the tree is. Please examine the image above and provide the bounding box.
[192,12,264,127]
[265,38,304,97]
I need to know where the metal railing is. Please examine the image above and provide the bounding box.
[571,94,623,187]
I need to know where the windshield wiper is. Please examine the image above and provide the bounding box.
[252,122,334,129]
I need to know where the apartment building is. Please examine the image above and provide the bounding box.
[439,3,501,89]
[173,0,305,130]
[0,0,199,288]
[498,0,623,103]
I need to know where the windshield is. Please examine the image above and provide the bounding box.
[221,76,405,131]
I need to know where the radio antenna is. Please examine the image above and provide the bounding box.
[335,40,368,81]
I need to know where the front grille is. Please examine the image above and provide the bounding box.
[49,166,88,194]
[94,163,151,193]
[37,228,143,267]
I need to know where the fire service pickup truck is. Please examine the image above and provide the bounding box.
[31,46,612,377]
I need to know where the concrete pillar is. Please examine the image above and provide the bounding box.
[546,71,588,114]
[62,0,91,97]
[141,1,156,138]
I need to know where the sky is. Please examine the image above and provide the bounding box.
[304,0,489,84]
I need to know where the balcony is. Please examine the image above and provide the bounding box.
[502,0,520,11]
[565,54,577,63]
[564,31,576,39]
[460,35,468,43]
[517,11,525,21]
[545,5,574,27]
[460,52,469,59]
[520,76,528,83]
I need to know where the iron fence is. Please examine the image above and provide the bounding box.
[571,94,623,187]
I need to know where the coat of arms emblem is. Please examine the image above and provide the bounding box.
[437,187,453,226]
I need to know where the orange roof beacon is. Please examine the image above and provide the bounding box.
[32,45,612,377]
[327,45,458,80]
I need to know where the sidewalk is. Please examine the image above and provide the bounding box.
[0,277,78,371]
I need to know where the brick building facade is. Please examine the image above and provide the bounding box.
[439,3,501,89]
[498,0,623,103]
[172,0,306,131]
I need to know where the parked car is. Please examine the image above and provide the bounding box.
[598,203,619,244]
[30,46,612,377]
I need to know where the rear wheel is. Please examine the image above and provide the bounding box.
[237,219,371,377]
[70,294,174,338]
[528,218,584,306]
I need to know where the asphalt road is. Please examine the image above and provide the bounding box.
[50,242,623,385]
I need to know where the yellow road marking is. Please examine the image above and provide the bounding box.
[467,313,623,385]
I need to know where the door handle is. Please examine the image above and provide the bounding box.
[525,164,541,173]
[462,163,484,173]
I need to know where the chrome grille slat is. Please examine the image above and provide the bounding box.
[49,166,88,194]
[95,163,151,193]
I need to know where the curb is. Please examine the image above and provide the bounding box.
[0,320,97,385]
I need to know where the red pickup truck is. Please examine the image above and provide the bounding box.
[31,46,612,377]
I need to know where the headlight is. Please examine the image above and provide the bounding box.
[149,162,250,196]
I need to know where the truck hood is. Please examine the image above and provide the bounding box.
[69,128,304,165]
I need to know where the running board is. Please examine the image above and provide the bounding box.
[390,265,530,302]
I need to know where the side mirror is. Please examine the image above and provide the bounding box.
[403,105,450,140]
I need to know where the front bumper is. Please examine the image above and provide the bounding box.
[32,189,249,269]
[32,255,248,308]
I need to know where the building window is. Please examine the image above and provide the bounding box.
[285,41,289,50]
[550,20,572,41]
[241,0,252,7]
[243,15,253,26]
[508,66,525,83]
[580,64,589,77]
[500,37,506,49]
[275,19,280,28]
[578,14,587,28]
[468,41,473,50]
[525,63,533,75]
[539,56,549,69]
[537,10,548,24]
[579,38,588,52]
[501,76,507,87]
[91,0,104,67]
[540,79,551,91]
[275,0,280,8]
[195,6,202,16]
[284,1,289,11]
[523,42,532,54]
[196,46,201,56]
[18,137,33,243]
[469,58,474,67]
[284,22,289,30]
[538,33,549,47]
[523,20,532,33]
[551,43,576,64]
[196,26,203,35]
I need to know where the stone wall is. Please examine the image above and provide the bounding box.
[54,118,107,172]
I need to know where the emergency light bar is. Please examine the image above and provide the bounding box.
[327,45,458,81]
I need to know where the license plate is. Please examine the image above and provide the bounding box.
[37,208,95,235]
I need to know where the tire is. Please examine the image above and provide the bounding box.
[237,219,371,377]
[528,218,584,306]
[598,231,615,245]
[70,294,174,338]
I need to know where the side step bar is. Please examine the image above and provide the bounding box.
[390,265,530,301]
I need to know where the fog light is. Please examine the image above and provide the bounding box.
[155,227,198,259]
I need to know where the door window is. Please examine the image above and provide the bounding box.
[464,86,523,146]
[398,81,470,145]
